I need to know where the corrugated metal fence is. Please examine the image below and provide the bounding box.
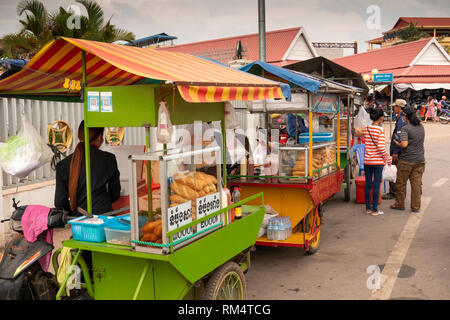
[0,98,146,189]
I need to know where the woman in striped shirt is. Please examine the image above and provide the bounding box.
[355,108,392,216]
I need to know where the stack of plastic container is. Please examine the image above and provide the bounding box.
[267,216,292,240]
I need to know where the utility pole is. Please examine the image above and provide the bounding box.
[258,0,267,128]
[258,0,266,62]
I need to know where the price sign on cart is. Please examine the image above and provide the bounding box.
[168,201,193,242]
[196,192,221,232]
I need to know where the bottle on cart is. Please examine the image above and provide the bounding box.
[267,217,274,240]
[235,206,242,220]
[232,188,241,203]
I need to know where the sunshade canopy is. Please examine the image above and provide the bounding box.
[240,60,365,95]
[239,60,321,94]
[283,56,369,93]
[0,37,285,103]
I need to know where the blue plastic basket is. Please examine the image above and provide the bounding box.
[68,215,111,243]
[298,133,333,143]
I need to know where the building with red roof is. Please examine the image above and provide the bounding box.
[159,27,318,67]
[368,17,450,50]
[334,37,450,92]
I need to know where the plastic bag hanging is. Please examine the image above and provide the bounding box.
[0,115,53,177]
[224,101,239,129]
[382,164,397,182]
[354,106,372,128]
[156,101,173,144]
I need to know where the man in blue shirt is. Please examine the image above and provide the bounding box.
[286,113,308,141]
[383,99,407,200]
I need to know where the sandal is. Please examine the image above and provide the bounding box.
[371,210,384,216]
[390,204,405,211]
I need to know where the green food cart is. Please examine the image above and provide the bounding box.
[0,37,287,300]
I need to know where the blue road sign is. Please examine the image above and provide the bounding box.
[373,73,393,82]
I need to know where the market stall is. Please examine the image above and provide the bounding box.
[227,61,364,252]
[0,38,288,300]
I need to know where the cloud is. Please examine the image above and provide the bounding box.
[1,0,449,55]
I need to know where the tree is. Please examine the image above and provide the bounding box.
[394,22,430,45]
[0,0,135,59]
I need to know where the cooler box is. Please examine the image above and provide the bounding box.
[355,176,382,204]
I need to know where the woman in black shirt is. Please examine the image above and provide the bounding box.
[55,121,121,215]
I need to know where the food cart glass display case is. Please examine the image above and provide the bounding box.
[278,142,337,183]
[128,147,223,255]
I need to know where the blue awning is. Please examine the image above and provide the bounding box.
[239,60,322,94]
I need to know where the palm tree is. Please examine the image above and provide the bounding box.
[17,0,53,48]
[1,0,135,59]
[76,0,135,43]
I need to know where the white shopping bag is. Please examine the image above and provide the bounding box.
[0,115,53,177]
[354,107,372,129]
[382,164,397,182]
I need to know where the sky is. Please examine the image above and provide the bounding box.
[1,0,449,55]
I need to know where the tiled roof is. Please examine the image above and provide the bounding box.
[333,38,431,73]
[333,38,450,84]
[394,17,450,29]
[158,27,302,63]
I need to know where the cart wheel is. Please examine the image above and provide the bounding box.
[318,202,324,218]
[202,262,246,300]
[306,212,321,255]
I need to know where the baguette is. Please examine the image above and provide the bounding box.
[170,182,196,200]
[196,172,217,185]
[170,194,189,204]
[174,173,208,190]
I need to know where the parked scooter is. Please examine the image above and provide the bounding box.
[0,198,76,300]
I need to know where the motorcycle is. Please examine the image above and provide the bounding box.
[0,198,77,300]
[439,108,450,124]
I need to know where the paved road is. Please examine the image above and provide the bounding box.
[246,122,450,300]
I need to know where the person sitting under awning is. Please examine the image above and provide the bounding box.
[286,113,308,142]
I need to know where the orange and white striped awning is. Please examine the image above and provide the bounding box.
[0,37,284,102]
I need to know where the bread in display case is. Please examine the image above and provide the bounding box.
[338,117,350,149]
[279,142,337,183]
[128,146,222,255]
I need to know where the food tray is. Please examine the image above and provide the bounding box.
[105,228,131,246]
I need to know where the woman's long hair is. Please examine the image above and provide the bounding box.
[403,107,422,126]
[68,121,104,211]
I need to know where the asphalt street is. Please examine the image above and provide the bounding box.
[246,122,450,300]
